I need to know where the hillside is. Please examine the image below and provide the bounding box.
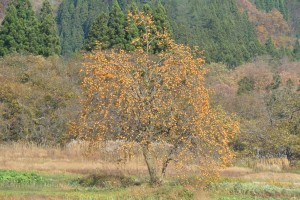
[53,0,300,66]
[237,0,293,47]
[1,0,300,66]
[0,54,80,144]
[287,0,300,37]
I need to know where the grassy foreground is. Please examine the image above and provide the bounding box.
[0,143,300,199]
[1,169,300,199]
[0,170,196,199]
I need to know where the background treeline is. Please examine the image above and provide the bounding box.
[1,0,300,66]
[55,0,300,66]
[57,0,171,54]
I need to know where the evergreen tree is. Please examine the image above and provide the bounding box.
[142,3,153,16]
[57,0,74,55]
[124,2,140,51]
[293,39,300,60]
[265,37,278,57]
[85,13,110,50]
[0,0,40,56]
[153,1,171,53]
[57,0,109,55]
[39,0,61,56]
[108,0,126,49]
[0,4,20,56]
[253,0,288,20]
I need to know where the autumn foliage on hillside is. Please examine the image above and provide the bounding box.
[206,58,300,161]
[237,0,293,47]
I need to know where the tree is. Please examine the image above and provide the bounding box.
[57,0,109,55]
[0,0,40,56]
[85,13,110,50]
[265,37,278,57]
[108,0,126,49]
[152,1,172,53]
[124,2,140,51]
[237,76,255,95]
[73,11,239,185]
[39,0,61,56]
[293,39,300,60]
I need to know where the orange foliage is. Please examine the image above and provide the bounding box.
[72,11,239,184]
[237,0,293,47]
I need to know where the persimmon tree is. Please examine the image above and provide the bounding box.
[72,10,239,184]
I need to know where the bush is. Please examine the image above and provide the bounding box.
[78,174,139,188]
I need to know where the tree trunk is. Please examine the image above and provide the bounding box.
[142,143,162,185]
[161,158,172,177]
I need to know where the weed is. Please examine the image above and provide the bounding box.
[209,181,300,198]
[0,170,47,186]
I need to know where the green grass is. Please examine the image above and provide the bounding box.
[1,169,300,199]
[0,170,194,199]
[210,178,300,200]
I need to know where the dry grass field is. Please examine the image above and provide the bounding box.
[0,142,300,199]
[0,142,148,175]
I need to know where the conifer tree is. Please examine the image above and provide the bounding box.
[293,39,300,60]
[0,4,20,56]
[0,0,40,56]
[265,37,278,57]
[153,1,172,53]
[57,0,109,55]
[142,3,153,16]
[39,0,60,56]
[154,2,171,35]
[108,0,126,49]
[57,0,72,55]
[85,13,110,50]
[124,2,140,51]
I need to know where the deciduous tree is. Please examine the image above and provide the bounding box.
[73,11,239,184]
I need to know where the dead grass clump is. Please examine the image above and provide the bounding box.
[254,157,290,172]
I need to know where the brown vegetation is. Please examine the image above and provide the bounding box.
[0,54,81,145]
[206,58,300,160]
[237,0,293,47]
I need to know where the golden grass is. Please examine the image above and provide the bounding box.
[254,157,290,172]
[0,142,148,176]
[220,167,253,177]
[241,172,300,183]
[1,142,298,189]
[0,142,211,178]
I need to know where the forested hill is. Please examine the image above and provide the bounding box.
[1,0,300,66]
